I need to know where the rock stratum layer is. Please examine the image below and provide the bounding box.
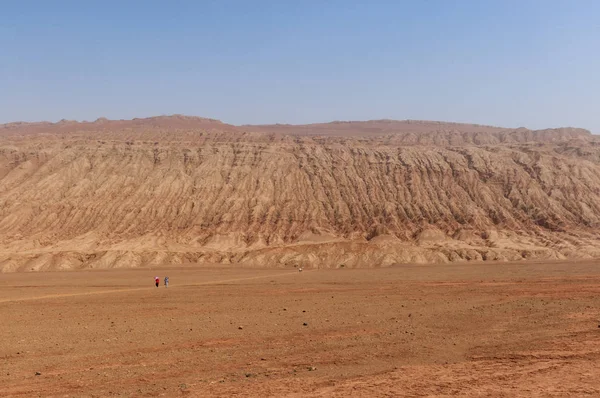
[1,116,599,272]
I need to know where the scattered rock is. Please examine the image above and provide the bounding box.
[303,322,308,326]
[308,366,317,371]
[238,326,243,330]
[35,372,41,376]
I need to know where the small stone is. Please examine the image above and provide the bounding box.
[238,326,243,330]
[35,372,41,376]
[308,366,317,371]
[303,322,308,326]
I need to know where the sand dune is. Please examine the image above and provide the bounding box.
[0,116,599,271]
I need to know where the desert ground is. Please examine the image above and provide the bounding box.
[2,261,600,397]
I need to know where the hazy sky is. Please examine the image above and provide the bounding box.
[1,0,598,131]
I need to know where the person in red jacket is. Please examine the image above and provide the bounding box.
[154,276,160,288]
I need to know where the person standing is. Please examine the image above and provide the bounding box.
[154,276,160,288]
[164,276,169,288]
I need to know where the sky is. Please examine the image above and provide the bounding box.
[1,0,599,132]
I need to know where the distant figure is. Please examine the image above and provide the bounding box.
[154,276,160,288]
[164,276,169,288]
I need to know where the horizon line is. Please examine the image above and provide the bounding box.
[0,113,592,133]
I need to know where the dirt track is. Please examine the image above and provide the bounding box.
[2,261,600,397]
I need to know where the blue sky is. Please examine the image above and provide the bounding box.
[1,1,599,131]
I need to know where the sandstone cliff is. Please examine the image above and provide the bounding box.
[0,116,598,271]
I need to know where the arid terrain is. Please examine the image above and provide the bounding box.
[1,116,600,271]
[2,262,600,397]
[2,118,600,395]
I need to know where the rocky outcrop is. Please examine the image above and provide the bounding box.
[0,116,598,271]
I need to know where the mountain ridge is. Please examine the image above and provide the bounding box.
[0,115,599,272]
[1,114,593,137]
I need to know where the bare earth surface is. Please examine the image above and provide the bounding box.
[2,261,600,397]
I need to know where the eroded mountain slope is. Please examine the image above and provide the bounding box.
[0,117,599,271]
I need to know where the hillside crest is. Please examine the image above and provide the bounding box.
[0,116,599,271]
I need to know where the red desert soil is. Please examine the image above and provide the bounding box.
[2,261,600,397]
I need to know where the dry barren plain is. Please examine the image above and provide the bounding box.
[2,261,600,397]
